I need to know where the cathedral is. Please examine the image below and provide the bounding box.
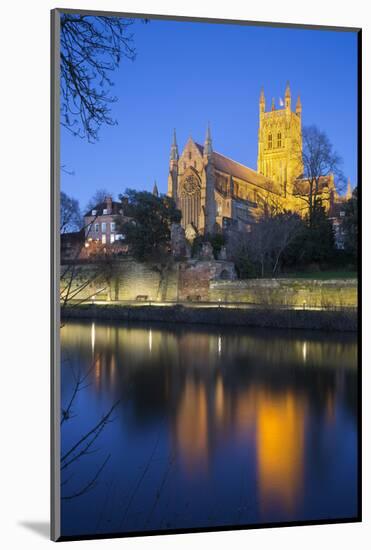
[167,82,339,238]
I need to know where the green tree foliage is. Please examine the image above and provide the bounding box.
[116,189,181,261]
[342,187,358,260]
[282,205,336,268]
[192,233,226,258]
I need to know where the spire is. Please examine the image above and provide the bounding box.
[170,128,179,161]
[152,180,159,197]
[296,94,302,116]
[285,81,291,98]
[346,178,352,199]
[271,97,275,111]
[204,122,213,156]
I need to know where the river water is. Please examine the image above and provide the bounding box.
[60,320,358,538]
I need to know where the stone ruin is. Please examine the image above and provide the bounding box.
[170,223,191,259]
[198,241,214,261]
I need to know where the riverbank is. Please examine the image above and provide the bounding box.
[62,303,357,332]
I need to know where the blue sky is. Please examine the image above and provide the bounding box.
[61,17,358,211]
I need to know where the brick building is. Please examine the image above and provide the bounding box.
[84,196,127,245]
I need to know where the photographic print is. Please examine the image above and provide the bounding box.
[51,9,361,541]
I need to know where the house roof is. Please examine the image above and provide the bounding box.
[84,199,122,217]
[194,142,278,193]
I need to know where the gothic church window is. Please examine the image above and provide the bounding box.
[268,134,272,149]
[189,151,192,160]
[277,132,282,148]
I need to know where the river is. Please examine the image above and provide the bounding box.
[60,320,358,537]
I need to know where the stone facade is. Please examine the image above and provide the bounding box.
[167,84,343,237]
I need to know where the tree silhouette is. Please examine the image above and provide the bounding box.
[60,13,139,142]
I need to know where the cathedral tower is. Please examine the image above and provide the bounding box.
[257,82,303,197]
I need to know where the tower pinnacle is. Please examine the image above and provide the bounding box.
[170,128,179,161]
[153,180,159,197]
[204,122,213,156]
[285,81,291,110]
[296,94,302,116]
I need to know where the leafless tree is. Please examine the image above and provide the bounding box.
[227,212,302,278]
[60,216,108,316]
[292,125,344,225]
[60,191,82,233]
[60,13,140,142]
[61,357,120,500]
[85,188,114,214]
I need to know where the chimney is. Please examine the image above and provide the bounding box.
[105,196,113,214]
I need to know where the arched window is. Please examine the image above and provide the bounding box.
[277,132,282,148]
[268,133,272,149]
[188,151,192,160]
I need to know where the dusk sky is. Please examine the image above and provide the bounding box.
[61,17,358,211]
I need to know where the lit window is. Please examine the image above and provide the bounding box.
[95,223,99,232]
[101,234,106,244]
[102,222,107,232]
[103,208,108,215]
[277,132,282,148]
[268,134,272,149]
[110,222,115,231]
[110,233,115,243]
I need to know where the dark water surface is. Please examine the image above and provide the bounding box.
[60,320,358,537]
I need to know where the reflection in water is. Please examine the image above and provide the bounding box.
[61,321,358,537]
[256,390,305,513]
[176,379,208,473]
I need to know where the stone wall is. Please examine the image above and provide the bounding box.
[210,278,357,308]
[178,260,236,301]
[61,258,236,303]
[61,258,357,308]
